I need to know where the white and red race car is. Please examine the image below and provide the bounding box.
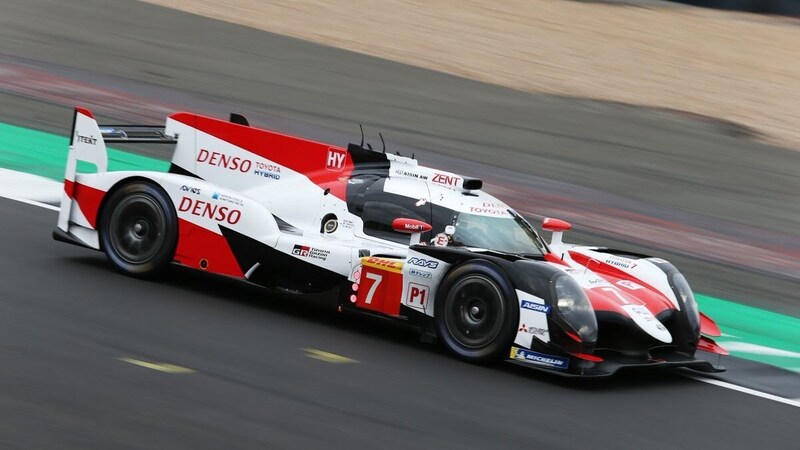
[55,107,727,376]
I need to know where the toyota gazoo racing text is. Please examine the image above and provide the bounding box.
[54,107,728,376]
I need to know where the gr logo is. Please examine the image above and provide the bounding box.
[326,147,346,171]
[292,245,310,257]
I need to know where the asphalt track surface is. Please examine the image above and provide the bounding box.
[0,197,797,449]
[0,0,799,448]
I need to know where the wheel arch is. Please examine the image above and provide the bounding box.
[95,175,167,251]
[432,258,513,305]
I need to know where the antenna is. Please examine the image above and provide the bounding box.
[359,124,364,147]
[379,132,386,153]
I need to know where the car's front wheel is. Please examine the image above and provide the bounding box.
[435,262,518,363]
[99,181,177,278]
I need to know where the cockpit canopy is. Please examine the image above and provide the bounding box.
[450,212,547,256]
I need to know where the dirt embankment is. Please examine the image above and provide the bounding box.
[142,0,800,149]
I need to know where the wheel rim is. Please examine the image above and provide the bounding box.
[443,275,505,349]
[108,193,166,264]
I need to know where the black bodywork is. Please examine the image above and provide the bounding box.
[405,245,723,376]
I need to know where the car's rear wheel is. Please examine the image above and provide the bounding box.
[435,262,518,363]
[99,181,177,277]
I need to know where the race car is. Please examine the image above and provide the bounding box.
[54,106,728,376]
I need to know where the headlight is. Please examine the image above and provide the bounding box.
[671,272,700,335]
[553,275,597,343]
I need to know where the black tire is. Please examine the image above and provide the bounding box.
[434,261,518,363]
[99,181,178,278]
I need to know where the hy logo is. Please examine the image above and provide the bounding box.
[326,148,346,171]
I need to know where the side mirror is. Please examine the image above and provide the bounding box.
[462,178,483,190]
[542,217,571,247]
[392,218,433,245]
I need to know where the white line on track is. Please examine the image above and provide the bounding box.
[1,194,59,211]
[686,375,800,409]
[719,342,800,359]
[1,168,797,409]
[0,168,61,210]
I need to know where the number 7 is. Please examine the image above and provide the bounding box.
[364,273,383,304]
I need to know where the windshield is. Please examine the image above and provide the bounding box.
[450,211,548,256]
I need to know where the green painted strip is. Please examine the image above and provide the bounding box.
[0,122,168,180]
[2,122,798,372]
[697,294,800,370]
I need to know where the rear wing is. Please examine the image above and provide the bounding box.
[97,125,177,144]
[65,106,177,176]
[57,107,178,231]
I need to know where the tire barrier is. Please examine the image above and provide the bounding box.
[669,0,800,16]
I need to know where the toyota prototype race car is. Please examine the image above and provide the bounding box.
[54,106,728,377]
